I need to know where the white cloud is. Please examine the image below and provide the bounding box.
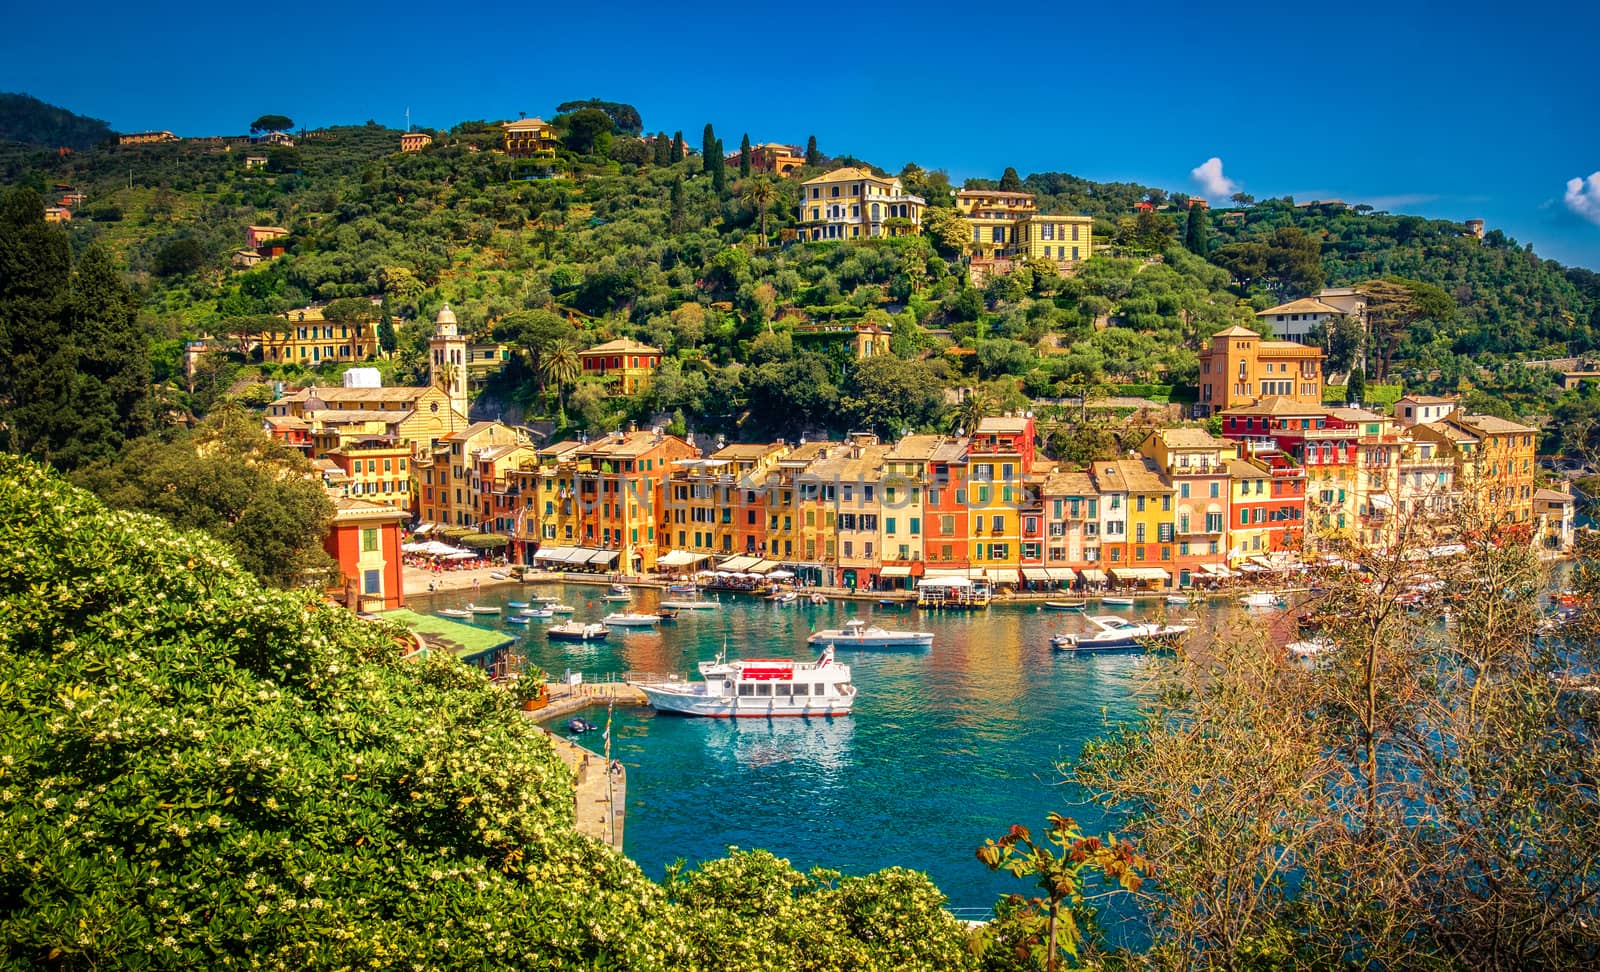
[1565,172,1600,226]
[1190,157,1238,200]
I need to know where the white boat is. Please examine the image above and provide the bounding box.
[507,601,530,608]
[506,614,532,624]
[630,646,855,717]
[525,608,554,619]
[491,572,507,580]
[547,603,575,614]
[1240,592,1287,609]
[603,612,660,627]
[437,608,472,618]
[1100,596,1135,607]
[547,622,609,642]
[468,603,500,614]
[807,618,934,649]
[1287,637,1337,669]
[660,599,719,610]
[1166,594,1198,606]
[602,584,632,602]
[808,593,828,605]
[1051,615,1191,653]
[771,591,798,604]
[1044,599,1087,612]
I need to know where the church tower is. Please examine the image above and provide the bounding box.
[429,304,469,419]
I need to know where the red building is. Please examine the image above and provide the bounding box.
[323,497,407,612]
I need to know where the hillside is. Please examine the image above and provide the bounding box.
[2,94,1596,441]
[0,92,115,151]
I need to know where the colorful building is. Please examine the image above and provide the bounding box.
[260,303,380,365]
[1197,325,1325,417]
[323,441,414,512]
[954,189,1093,267]
[502,117,559,158]
[798,167,926,241]
[727,142,807,177]
[400,131,433,153]
[579,339,663,396]
[1138,427,1234,586]
[323,497,406,612]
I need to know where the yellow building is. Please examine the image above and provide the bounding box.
[831,437,889,590]
[579,339,663,396]
[1137,428,1235,583]
[1197,325,1326,417]
[955,189,1093,267]
[323,442,414,512]
[466,341,513,392]
[502,117,558,158]
[880,435,942,579]
[1107,458,1174,587]
[267,383,465,459]
[1410,413,1538,529]
[798,167,926,241]
[400,131,433,153]
[417,422,528,529]
[763,441,833,573]
[260,304,380,365]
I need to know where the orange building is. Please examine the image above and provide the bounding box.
[922,438,972,572]
[324,441,413,512]
[727,142,807,177]
[579,339,663,396]
[1197,325,1325,417]
[323,497,406,612]
[400,131,433,153]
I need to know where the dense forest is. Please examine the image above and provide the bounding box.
[3,95,1599,457]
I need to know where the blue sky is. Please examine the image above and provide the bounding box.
[6,0,1598,268]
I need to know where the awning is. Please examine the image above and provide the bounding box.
[1249,555,1275,569]
[1199,563,1234,576]
[718,555,761,572]
[880,565,914,578]
[1021,567,1053,582]
[1047,567,1078,583]
[923,568,970,579]
[583,548,620,565]
[747,559,780,575]
[1080,568,1108,583]
[657,550,708,568]
[534,546,586,564]
[1369,493,1394,510]
[412,522,437,535]
[918,575,972,588]
[984,569,1018,584]
[1110,566,1169,582]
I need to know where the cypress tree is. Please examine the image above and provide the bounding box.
[739,133,751,178]
[999,166,1022,192]
[1185,201,1210,255]
[702,124,717,175]
[653,130,671,165]
[805,135,820,165]
[0,187,78,465]
[69,242,152,462]
[1346,367,1366,405]
[711,140,726,193]
[671,130,685,163]
[669,176,686,233]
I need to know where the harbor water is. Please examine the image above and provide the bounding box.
[414,583,1295,915]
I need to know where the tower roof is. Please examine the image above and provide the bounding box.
[435,304,457,326]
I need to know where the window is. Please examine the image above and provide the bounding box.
[362,569,381,595]
[1180,482,1190,499]
[992,515,1004,533]
[361,527,379,552]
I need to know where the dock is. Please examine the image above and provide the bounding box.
[523,682,648,851]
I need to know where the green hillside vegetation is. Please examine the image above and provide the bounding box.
[0,92,115,151]
[0,455,980,969]
[2,97,1598,452]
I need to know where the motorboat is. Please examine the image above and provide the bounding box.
[667,583,700,594]
[1286,637,1337,669]
[547,622,610,642]
[808,593,828,605]
[491,572,507,580]
[1100,596,1135,607]
[771,591,798,604]
[602,584,633,602]
[437,608,472,618]
[876,598,904,609]
[629,645,855,717]
[468,603,500,614]
[1044,599,1087,612]
[807,618,934,649]
[506,614,532,625]
[525,608,554,619]
[660,599,719,610]
[529,594,560,604]
[658,606,680,622]
[507,601,530,609]
[567,717,598,734]
[1166,594,1199,606]
[1051,615,1191,653]
[1240,592,1287,609]
[547,603,575,614]
[603,612,660,627]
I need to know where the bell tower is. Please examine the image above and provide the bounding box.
[429,304,468,419]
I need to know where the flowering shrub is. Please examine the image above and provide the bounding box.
[0,456,973,969]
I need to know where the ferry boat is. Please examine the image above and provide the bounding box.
[1050,615,1191,653]
[629,646,855,717]
[603,612,660,627]
[547,621,610,642]
[807,618,934,649]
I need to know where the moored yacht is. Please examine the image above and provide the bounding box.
[602,612,661,627]
[807,618,934,649]
[1050,615,1191,653]
[629,646,855,717]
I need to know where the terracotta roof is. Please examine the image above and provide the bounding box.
[1534,488,1574,503]
[1257,341,1324,355]
[442,421,507,442]
[1258,298,1342,317]
[1227,458,1268,480]
[1156,427,1231,448]
[886,434,945,461]
[1328,407,1385,423]
[331,496,406,521]
[779,441,834,465]
[801,166,891,186]
[502,117,552,131]
[1456,414,1535,436]
[1399,395,1459,405]
[278,385,432,405]
[1115,458,1168,493]
[580,430,685,458]
[581,339,661,355]
[711,442,785,461]
[975,415,1032,434]
[1219,396,1328,418]
[1212,325,1259,338]
[1042,469,1095,496]
[318,409,417,425]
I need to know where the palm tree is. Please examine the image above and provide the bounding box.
[539,340,581,411]
[951,390,995,437]
[740,177,778,243]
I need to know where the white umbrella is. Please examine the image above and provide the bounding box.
[767,569,795,579]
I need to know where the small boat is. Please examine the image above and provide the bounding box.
[546,603,575,614]
[506,614,532,624]
[658,606,680,622]
[1044,599,1087,612]
[437,608,472,618]
[1240,592,1287,609]
[876,598,902,608]
[547,622,609,642]
[1100,596,1135,607]
[602,584,632,602]
[468,603,500,614]
[1286,637,1337,669]
[667,583,700,594]
[807,618,934,649]
[771,591,798,604]
[1166,594,1197,606]
[525,608,555,619]
[660,599,719,610]
[529,594,560,604]
[491,572,507,580]
[629,645,855,717]
[507,601,530,609]
[1051,615,1191,653]
[567,717,597,734]
[808,593,828,606]
[603,612,660,627]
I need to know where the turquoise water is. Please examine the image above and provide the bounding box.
[414,584,1284,914]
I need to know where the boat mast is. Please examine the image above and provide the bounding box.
[603,697,616,846]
